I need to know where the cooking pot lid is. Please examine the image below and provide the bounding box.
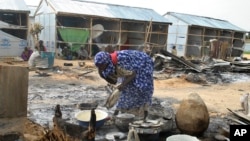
[130,119,162,128]
[116,113,135,119]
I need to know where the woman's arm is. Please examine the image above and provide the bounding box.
[98,69,117,84]
[117,71,136,91]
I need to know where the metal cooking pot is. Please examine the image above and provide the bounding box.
[115,113,135,132]
[129,120,163,134]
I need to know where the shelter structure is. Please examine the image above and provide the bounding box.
[244,39,250,52]
[0,0,30,57]
[164,12,247,60]
[34,0,171,57]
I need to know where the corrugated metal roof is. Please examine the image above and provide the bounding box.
[27,5,37,17]
[46,0,171,23]
[166,12,246,32]
[0,0,30,12]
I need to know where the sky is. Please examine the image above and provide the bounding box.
[24,0,250,31]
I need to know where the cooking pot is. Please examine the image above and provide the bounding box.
[128,119,162,141]
[115,113,135,132]
[75,109,108,128]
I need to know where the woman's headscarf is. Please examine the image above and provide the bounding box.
[94,51,110,66]
[94,51,115,78]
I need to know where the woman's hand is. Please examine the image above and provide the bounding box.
[117,84,125,91]
[98,69,117,84]
[117,71,136,91]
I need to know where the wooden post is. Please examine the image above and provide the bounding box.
[0,65,28,135]
[0,65,28,118]
[145,19,153,44]
[118,20,122,51]
[89,18,93,58]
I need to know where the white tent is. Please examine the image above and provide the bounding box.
[0,0,30,57]
[0,30,27,57]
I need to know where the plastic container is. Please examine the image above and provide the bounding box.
[75,110,108,129]
[40,51,55,68]
[166,134,200,141]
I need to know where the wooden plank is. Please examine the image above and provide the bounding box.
[227,108,250,124]
[0,65,29,118]
[227,117,248,125]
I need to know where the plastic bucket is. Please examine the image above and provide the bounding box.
[166,134,200,141]
[40,51,55,68]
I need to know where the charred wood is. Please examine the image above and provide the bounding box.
[38,105,97,141]
[159,49,202,72]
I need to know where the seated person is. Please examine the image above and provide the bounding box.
[62,46,73,60]
[77,46,89,60]
[21,47,33,61]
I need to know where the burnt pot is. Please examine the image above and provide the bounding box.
[115,113,135,132]
[138,133,159,141]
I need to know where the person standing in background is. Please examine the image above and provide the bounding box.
[171,45,177,56]
[38,40,47,52]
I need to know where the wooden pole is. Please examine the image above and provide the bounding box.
[0,65,28,134]
[145,18,153,44]
[89,18,93,58]
[118,20,122,51]
[0,65,28,118]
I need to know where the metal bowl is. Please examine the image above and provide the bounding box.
[115,113,135,132]
[75,109,108,128]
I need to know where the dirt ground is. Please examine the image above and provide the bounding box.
[48,57,250,115]
[1,54,250,140]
